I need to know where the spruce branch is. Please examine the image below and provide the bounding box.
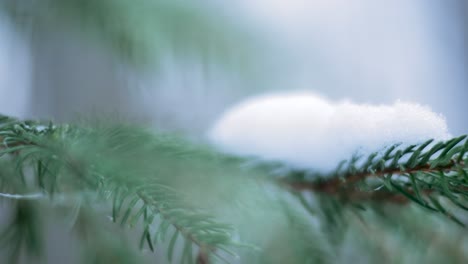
[280,135,468,225]
[282,160,464,194]
[2,113,468,262]
[1,0,257,70]
[0,200,43,263]
[0,115,240,263]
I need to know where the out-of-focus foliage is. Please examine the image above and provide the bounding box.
[0,0,256,68]
[0,114,257,263]
[0,114,468,263]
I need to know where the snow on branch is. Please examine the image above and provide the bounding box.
[209,92,450,172]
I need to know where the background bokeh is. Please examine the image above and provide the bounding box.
[1,0,467,136]
[1,1,468,263]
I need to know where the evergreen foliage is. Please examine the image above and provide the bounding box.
[282,135,468,226]
[0,114,467,263]
[1,1,468,263]
[0,0,255,68]
[0,115,248,263]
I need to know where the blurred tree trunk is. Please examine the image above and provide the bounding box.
[28,27,132,122]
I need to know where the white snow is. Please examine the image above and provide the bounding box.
[208,92,450,172]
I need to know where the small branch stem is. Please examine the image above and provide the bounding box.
[283,161,463,194]
[0,192,44,200]
[281,160,466,204]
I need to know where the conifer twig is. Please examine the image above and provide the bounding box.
[279,136,468,209]
[282,160,464,194]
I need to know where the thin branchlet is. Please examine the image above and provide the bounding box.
[1,114,468,262]
[0,115,236,263]
[282,160,465,194]
[279,136,468,225]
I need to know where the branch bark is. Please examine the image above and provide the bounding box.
[280,160,466,204]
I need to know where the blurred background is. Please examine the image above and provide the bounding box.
[1,1,468,263]
[0,0,467,136]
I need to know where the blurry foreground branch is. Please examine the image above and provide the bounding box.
[0,114,468,263]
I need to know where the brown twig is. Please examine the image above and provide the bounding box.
[196,247,210,264]
[283,161,462,194]
[346,189,436,204]
[280,160,466,204]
